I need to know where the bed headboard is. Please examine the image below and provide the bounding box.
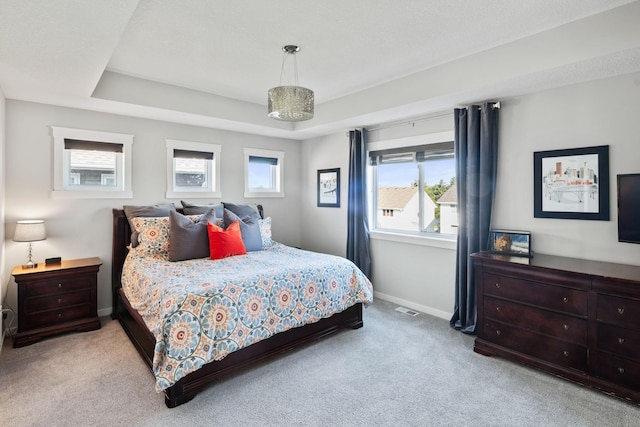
[111,205,263,315]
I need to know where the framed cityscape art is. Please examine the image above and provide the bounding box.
[533,145,609,220]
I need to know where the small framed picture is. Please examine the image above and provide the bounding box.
[317,168,340,207]
[488,229,532,258]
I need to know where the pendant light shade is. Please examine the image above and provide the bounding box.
[268,45,314,121]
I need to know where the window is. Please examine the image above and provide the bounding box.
[166,139,221,199]
[369,133,456,237]
[244,148,284,198]
[52,127,133,199]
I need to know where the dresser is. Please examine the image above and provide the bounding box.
[472,252,640,404]
[12,257,102,348]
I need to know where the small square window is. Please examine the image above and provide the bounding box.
[52,127,133,199]
[244,148,284,198]
[166,139,221,199]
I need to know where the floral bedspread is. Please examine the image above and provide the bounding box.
[121,243,373,391]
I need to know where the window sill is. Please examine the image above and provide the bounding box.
[51,190,133,200]
[370,230,457,251]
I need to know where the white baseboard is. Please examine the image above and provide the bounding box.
[373,291,452,321]
[98,308,112,318]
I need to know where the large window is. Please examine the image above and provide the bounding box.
[244,148,284,198]
[370,134,456,237]
[52,126,133,199]
[166,139,221,198]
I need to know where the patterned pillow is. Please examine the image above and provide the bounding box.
[131,216,171,257]
[259,217,274,248]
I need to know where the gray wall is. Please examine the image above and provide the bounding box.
[300,71,640,320]
[2,100,303,317]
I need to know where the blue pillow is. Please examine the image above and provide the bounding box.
[223,208,262,252]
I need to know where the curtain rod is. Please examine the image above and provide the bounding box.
[346,102,500,136]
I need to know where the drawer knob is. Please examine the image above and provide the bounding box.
[618,308,625,315]
[563,351,569,357]
[58,283,62,288]
[58,298,62,303]
[495,283,501,289]
[57,313,62,318]
[495,306,501,312]
[562,297,568,303]
[618,367,625,374]
[563,324,569,331]
[618,338,625,344]
[496,330,501,336]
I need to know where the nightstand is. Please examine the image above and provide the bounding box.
[12,257,102,348]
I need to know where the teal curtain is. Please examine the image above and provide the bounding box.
[347,129,372,278]
[450,103,499,334]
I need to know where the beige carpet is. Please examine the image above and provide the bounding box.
[1,299,639,426]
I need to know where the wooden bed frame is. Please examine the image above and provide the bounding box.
[111,208,364,408]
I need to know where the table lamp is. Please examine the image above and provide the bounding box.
[14,220,47,269]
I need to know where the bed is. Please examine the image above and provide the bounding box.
[111,206,373,407]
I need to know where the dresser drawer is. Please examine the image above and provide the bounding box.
[596,323,640,360]
[482,320,587,372]
[484,296,587,344]
[23,276,92,297]
[22,304,93,329]
[596,294,640,329]
[482,272,587,316]
[24,290,92,313]
[594,351,640,390]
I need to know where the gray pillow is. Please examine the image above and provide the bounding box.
[222,202,260,221]
[168,209,218,262]
[123,204,176,247]
[223,208,262,252]
[181,200,224,217]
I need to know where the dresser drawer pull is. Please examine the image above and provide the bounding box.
[495,283,501,289]
[495,306,501,312]
[496,330,501,336]
[563,324,569,331]
[563,351,569,357]
[58,283,63,289]
[618,308,625,315]
[562,297,568,303]
[618,338,625,344]
[58,298,62,303]
[57,313,62,318]
[618,367,625,374]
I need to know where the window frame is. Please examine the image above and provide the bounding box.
[51,126,133,199]
[368,131,456,242]
[244,148,284,198]
[165,139,222,199]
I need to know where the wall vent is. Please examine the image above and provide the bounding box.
[395,306,419,316]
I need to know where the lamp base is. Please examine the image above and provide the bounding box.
[22,262,37,269]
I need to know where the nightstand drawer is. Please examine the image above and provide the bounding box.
[24,276,92,297]
[25,289,91,313]
[484,296,587,344]
[597,323,640,360]
[482,320,587,372]
[596,294,640,329]
[482,272,587,315]
[24,304,93,328]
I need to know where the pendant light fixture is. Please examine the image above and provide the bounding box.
[268,45,314,121]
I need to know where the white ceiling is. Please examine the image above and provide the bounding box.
[1,0,640,140]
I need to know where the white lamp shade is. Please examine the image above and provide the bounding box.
[14,220,47,242]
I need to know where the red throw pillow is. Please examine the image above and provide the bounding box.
[208,220,247,260]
